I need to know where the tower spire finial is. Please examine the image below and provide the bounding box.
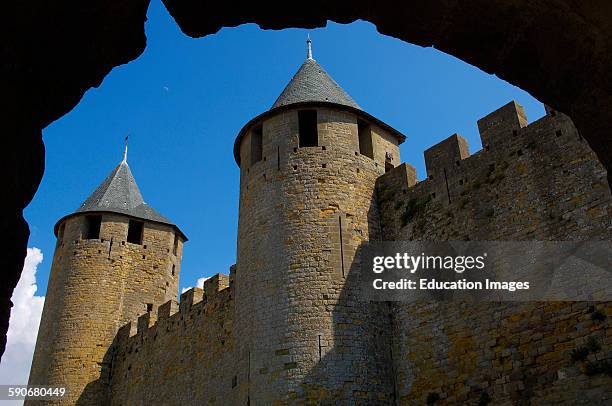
[306,34,313,60]
[122,134,129,163]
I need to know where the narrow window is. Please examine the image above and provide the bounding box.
[385,162,394,173]
[173,233,179,255]
[357,120,374,158]
[250,125,263,166]
[172,264,176,276]
[298,110,318,147]
[146,303,153,312]
[85,215,102,239]
[57,223,65,243]
[127,220,144,245]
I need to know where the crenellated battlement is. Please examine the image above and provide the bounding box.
[418,100,532,181]
[379,101,538,197]
[376,100,611,240]
[477,100,528,151]
[423,133,470,179]
[115,270,234,349]
[108,268,236,403]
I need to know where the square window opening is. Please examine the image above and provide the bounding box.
[357,120,374,159]
[298,110,318,147]
[85,215,102,240]
[127,220,144,245]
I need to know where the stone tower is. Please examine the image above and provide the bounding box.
[27,147,186,405]
[233,39,405,404]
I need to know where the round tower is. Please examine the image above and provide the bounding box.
[234,39,405,404]
[27,147,186,405]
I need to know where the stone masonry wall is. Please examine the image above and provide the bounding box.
[27,214,183,405]
[108,274,235,405]
[376,102,612,404]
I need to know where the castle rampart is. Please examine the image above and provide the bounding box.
[376,102,612,404]
[108,272,234,405]
[378,103,610,240]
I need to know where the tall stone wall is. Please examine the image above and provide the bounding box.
[108,274,235,405]
[376,102,612,404]
[234,106,400,404]
[27,214,183,405]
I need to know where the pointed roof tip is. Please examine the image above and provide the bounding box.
[121,135,129,164]
[306,34,313,60]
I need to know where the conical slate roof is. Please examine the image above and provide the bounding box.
[55,151,185,238]
[233,38,406,165]
[271,58,361,110]
[75,158,172,225]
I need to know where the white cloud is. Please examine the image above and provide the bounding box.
[181,276,211,294]
[0,248,45,389]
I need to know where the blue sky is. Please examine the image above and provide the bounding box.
[25,0,544,295]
